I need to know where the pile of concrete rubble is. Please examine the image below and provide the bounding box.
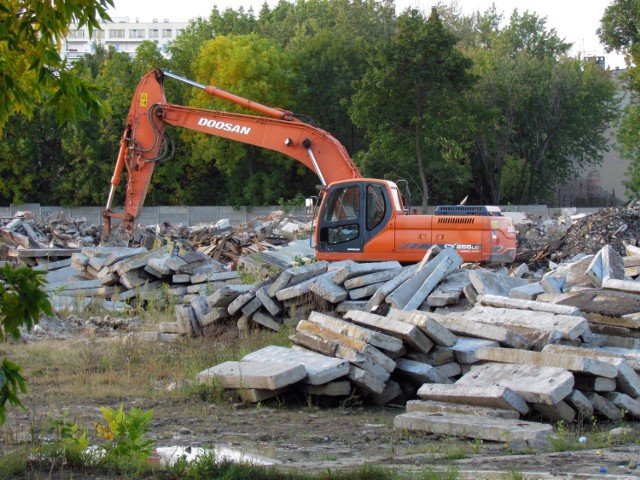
[0,209,311,269]
[195,244,640,449]
[3,206,640,448]
[516,203,640,264]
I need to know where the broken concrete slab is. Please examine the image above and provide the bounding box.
[403,252,463,311]
[347,365,386,394]
[468,269,528,297]
[424,270,470,307]
[416,383,529,415]
[304,381,351,397]
[573,375,616,392]
[450,337,500,364]
[553,288,640,318]
[456,362,575,405]
[435,314,530,350]
[331,261,401,286]
[267,261,329,297]
[542,344,640,398]
[347,282,385,300]
[369,380,402,406]
[242,345,349,385]
[460,305,589,342]
[255,287,283,316]
[533,401,575,423]
[207,284,254,308]
[115,245,171,276]
[288,331,338,357]
[386,309,457,347]
[296,320,395,374]
[343,268,402,290]
[386,248,462,310]
[475,347,618,378]
[509,282,545,301]
[605,392,640,418]
[197,361,306,390]
[586,245,625,288]
[309,276,348,303]
[393,412,551,450]
[364,264,419,311]
[274,270,334,301]
[344,310,434,354]
[565,390,594,418]
[477,294,582,316]
[307,311,404,354]
[394,358,452,385]
[584,392,622,420]
[542,255,595,292]
[251,311,281,331]
[406,400,519,419]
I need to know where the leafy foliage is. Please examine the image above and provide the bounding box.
[37,410,91,466]
[95,403,155,463]
[599,0,640,197]
[0,264,52,425]
[457,8,618,204]
[0,0,113,132]
[351,7,474,208]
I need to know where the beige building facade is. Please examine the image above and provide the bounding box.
[62,17,188,60]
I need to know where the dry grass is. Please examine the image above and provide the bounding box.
[2,319,294,408]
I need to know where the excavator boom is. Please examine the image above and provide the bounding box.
[103,69,360,237]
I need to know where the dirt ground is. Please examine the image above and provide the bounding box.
[5,316,640,479]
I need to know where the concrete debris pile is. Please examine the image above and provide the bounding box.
[0,209,311,269]
[142,212,312,267]
[196,244,640,449]
[0,211,98,252]
[41,245,243,314]
[515,211,569,253]
[517,205,640,265]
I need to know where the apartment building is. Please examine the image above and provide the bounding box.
[62,17,189,60]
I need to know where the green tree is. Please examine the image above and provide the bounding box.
[350,7,474,208]
[460,9,618,204]
[183,34,306,205]
[55,47,138,205]
[0,105,62,204]
[0,0,113,132]
[0,265,52,425]
[598,0,640,197]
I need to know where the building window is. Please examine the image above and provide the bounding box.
[162,29,172,38]
[109,29,125,38]
[129,29,145,38]
[176,29,183,36]
[149,29,159,38]
[69,29,85,39]
[92,29,104,39]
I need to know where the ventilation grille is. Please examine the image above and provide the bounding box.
[436,217,475,224]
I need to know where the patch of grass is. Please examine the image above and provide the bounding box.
[0,446,28,478]
[4,322,294,409]
[416,467,461,480]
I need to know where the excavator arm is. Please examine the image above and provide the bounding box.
[103,69,361,237]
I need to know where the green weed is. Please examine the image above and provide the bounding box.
[95,403,155,466]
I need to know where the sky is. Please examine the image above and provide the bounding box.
[108,0,625,69]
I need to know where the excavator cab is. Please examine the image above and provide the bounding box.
[315,179,396,260]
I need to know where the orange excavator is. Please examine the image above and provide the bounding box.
[103,69,516,263]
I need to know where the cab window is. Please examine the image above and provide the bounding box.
[366,184,385,230]
[323,185,360,222]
